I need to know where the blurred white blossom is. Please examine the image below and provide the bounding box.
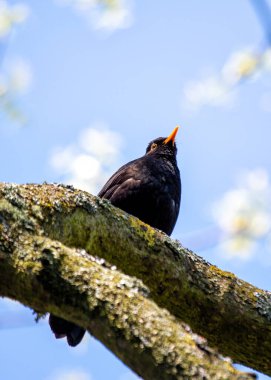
[262,48,271,71]
[50,123,123,193]
[0,0,29,39]
[183,76,234,110]
[0,59,32,122]
[0,1,31,123]
[79,127,122,162]
[55,0,133,32]
[183,48,271,111]
[221,50,259,85]
[212,169,271,260]
[4,59,32,93]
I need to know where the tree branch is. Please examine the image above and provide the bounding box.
[0,183,270,375]
[0,231,254,380]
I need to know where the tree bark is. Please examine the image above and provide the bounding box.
[0,183,269,376]
[0,232,254,380]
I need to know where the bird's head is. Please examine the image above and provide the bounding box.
[146,126,179,158]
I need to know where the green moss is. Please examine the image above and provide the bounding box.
[129,217,156,248]
[0,183,266,377]
[0,198,22,220]
[209,265,236,279]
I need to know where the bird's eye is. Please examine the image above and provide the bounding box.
[151,143,157,150]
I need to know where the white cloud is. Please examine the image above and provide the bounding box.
[55,0,133,32]
[50,123,123,194]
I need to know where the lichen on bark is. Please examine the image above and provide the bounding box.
[0,182,268,378]
[0,232,254,380]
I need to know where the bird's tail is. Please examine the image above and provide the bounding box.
[49,314,86,347]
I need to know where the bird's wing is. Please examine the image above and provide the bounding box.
[98,158,142,200]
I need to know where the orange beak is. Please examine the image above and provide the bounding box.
[163,126,180,145]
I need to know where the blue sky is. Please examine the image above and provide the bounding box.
[1,1,271,379]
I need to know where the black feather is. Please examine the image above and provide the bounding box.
[49,132,181,346]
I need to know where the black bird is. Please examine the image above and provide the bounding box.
[49,126,181,346]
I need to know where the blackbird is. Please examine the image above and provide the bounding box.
[49,126,181,346]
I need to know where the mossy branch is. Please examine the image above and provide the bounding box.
[0,233,254,380]
[0,183,269,376]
